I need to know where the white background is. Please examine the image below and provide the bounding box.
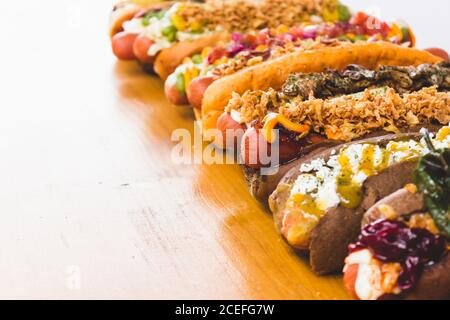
[344,0,449,51]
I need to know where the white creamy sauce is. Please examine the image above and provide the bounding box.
[355,264,383,300]
[165,73,177,87]
[290,174,318,195]
[289,126,450,213]
[122,18,147,34]
[124,3,216,57]
[345,249,383,300]
[177,31,209,42]
[315,177,341,211]
[230,109,242,124]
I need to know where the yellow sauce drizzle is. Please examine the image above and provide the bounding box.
[336,153,362,209]
[377,149,392,172]
[436,127,450,142]
[358,144,376,176]
[387,142,421,162]
[291,194,325,216]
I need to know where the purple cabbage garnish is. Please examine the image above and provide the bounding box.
[349,219,447,294]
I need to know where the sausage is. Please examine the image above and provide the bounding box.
[111,32,138,60]
[240,127,326,170]
[164,73,189,105]
[215,112,246,150]
[425,48,450,62]
[241,125,332,169]
[186,76,217,110]
[133,34,156,64]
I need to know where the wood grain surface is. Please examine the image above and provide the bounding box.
[0,0,353,299]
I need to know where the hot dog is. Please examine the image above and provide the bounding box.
[110,1,176,62]
[235,63,450,165]
[165,11,416,106]
[268,125,450,275]
[343,136,450,299]
[111,0,348,79]
[201,43,444,138]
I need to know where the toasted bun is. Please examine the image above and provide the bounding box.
[154,32,229,80]
[362,188,425,227]
[201,42,442,135]
[406,253,450,300]
[193,108,202,122]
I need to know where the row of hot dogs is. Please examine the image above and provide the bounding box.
[110,0,450,300]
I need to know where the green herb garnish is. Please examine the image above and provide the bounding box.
[162,25,178,42]
[400,26,411,43]
[175,72,186,96]
[413,129,450,238]
[353,35,367,42]
[332,86,388,101]
[191,54,203,65]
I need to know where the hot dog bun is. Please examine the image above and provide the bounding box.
[406,253,450,300]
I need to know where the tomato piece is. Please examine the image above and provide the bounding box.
[207,47,227,64]
[350,12,368,26]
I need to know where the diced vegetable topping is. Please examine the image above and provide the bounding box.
[337,4,351,22]
[175,72,186,96]
[141,9,167,27]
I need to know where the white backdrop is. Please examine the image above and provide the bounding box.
[344,0,449,51]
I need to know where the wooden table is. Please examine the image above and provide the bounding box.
[13,0,450,300]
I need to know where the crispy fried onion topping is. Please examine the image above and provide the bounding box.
[179,0,337,33]
[226,86,450,141]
